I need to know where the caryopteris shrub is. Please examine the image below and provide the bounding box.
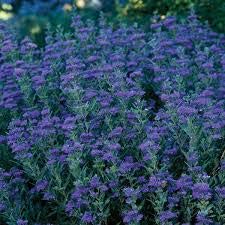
[1,12,225,225]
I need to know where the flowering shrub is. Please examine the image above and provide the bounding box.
[1,12,225,225]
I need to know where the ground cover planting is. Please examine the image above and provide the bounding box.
[1,12,225,224]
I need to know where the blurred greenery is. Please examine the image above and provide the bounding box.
[0,0,225,46]
[116,0,225,35]
[195,0,225,33]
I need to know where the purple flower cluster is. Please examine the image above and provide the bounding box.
[1,13,225,224]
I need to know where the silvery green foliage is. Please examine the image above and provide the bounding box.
[1,12,225,225]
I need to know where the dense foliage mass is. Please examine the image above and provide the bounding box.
[1,12,225,225]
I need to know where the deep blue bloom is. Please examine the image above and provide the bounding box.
[81,212,95,223]
[192,183,211,200]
